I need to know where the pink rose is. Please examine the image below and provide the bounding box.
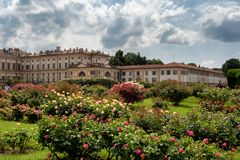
[187,130,194,137]
[83,143,89,150]
[203,138,209,145]
[124,121,129,125]
[179,147,185,154]
[135,149,142,155]
[123,144,127,149]
[117,127,123,132]
[114,143,117,149]
[222,142,227,148]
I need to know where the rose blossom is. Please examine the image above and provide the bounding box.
[83,143,89,150]
[135,149,142,155]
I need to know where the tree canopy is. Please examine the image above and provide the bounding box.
[109,50,163,66]
[222,58,240,76]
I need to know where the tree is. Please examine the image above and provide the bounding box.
[109,50,164,66]
[187,63,197,66]
[222,58,240,76]
[226,69,240,88]
[147,59,163,64]
[109,50,125,66]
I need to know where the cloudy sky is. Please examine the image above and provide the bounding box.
[0,0,240,68]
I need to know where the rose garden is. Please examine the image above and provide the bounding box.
[0,78,239,159]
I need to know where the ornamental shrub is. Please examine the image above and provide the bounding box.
[111,81,145,103]
[160,84,190,105]
[3,128,31,153]
[66,78,117,88]
[47,81,80,94]
[191,83,207,97]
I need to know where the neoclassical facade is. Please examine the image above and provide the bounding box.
[0,47,227,85]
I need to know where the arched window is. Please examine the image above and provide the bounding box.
[79,71,86,77]
[105,71,111,77]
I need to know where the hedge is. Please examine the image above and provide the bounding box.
[65,78,117,88]
[226,69,240,88]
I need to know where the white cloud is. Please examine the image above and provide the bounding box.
[0,0,201,51]
[201,60,215,68]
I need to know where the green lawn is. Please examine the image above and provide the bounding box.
[0,120,49,160]
[132,96,200,116]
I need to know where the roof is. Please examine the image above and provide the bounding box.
[117,62,224,74]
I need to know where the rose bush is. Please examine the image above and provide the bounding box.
[111,81,145,103]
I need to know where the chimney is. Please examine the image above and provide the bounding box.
[56,46,61,51]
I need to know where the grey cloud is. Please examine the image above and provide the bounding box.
[0,16,21,41]
[203,19,240,42]
[18,0,31,5]
[26,10,71,36]
[101,17,143,48]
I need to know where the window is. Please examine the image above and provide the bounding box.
[32,65,34,70]
[145,71,148,76]
[152,77,157,82]
[53,63,55,69]
[48,64,50,69]
[167,70,171,75]
[122,78,126,82]
[90,71,95,75]
[7,63,10,70]
[122,72,125,76]
[173,70,177,75]
[145,78,148,82]
[128,78,132,81]
[59,63,61,69]
[65,63,68,68]
[152,71,156,75]
[26,65,29,70]
[2,62,5,70]
[137,71,140,76]
[13,63,15,70]
[161,70,165,75]
[42,64,45,70]
[37,64,39,70]
[129,72,132,76]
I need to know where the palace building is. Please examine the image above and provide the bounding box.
[0,47,227,85]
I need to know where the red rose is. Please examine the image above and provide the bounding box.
[124,121,129,125]
[123,144,127,149]
[215,152,220,158]
[170,137,176,143]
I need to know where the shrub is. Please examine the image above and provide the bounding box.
[149,80,178,97]
[191,83,207,97]
[160,84,190,105]
[152,98,168,110]
[227,69,240,88]
[47,81,80,94]
[66,78,117,88]
[81,84,108,98]
[111,81,145,103]
[132,108,174,133]
[0,98,13,120]
[3,128,31,153]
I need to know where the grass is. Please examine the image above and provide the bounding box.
[0,120,37,133]
[0,120,49,160]
[0,150,49,160]
[132,96,200,116]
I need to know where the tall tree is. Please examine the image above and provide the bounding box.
[222,58,240,76]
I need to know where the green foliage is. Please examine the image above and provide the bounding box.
[81,84,108,98]
[222,58,240,76]
[191,83,207,97]
[161,84,191,105]
[66,78,117,88]
[149,80,178,97]
[152,99,168,110]
[2,129,31,153]
[3,78,24,87]
[227,69,240,88]
[109,50,163,66]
